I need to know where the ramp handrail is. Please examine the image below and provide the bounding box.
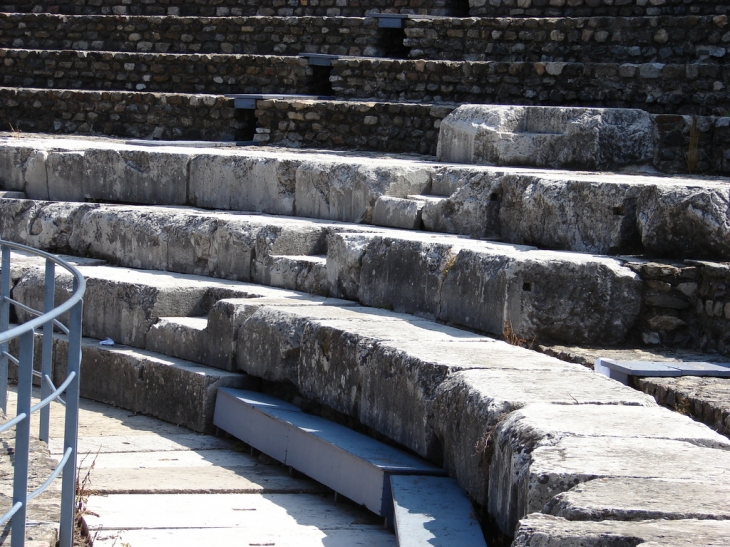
[0,240,85,547]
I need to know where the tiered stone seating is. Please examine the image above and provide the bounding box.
[1,0,730,544]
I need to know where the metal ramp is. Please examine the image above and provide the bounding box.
[595,358,730,385]
[213,388,487,546]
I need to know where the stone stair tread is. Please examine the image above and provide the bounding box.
[390,475,487,547]
[157,316,208,330]
[214,387,446,517]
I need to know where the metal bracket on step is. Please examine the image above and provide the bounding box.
[594,358,730,385]
[225,94,336,109]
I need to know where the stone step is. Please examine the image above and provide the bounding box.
[11,330,250,433]
[2,49,725,118]
[330,58,728,116]
[473,0,726,18]
[4,205,643,347]
[402,15,728,64]
[3,137,729,260]
[9,251,730,542]
[251,99,728,175]
[2,0,460,17]
[0,87,249,141]
[488,402,730,533]
[0,49,321,95]
[513,514,730,546]
[3,0,724,18]
[0,13,393,57]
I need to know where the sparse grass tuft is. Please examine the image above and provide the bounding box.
[503,321,535,349]
[74,452,99,547]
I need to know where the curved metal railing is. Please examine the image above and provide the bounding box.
[0,240,85,547]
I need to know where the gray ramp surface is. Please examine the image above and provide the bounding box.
[391,475,487,547]
[214,388,446,517]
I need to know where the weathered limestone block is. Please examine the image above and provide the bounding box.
[0,199,96,253]
[295,160,431,223]
[298,316,488,452]
[53,336,246,433]
[636,183,730,259]
[500,250,642,346]
[498,173,643,254]
[437,105,654,170]
[372,196,424,230]
[188,153,297,215]
[44,148,189,204]
[146,316,208,366]
[325,232,374,300]
[254,255,327,294]
[513,514,730,547]
[0,144,47,193]
[545,477,730,521]
[489,403,730,533]
[356,339,583,461]
[330,232,642,345]
[437,246,514,336]
[357,235,456,316]
[12,265,279,348]
[433,369,654,507]
[422,168,502,238]
[515,437,730,535]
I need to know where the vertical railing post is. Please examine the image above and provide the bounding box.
[11,330,34,547]
[39,259,55,443]
[58,286,82,547]
[0,244,10,414]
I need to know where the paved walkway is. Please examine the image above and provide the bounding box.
[15,391,397,547]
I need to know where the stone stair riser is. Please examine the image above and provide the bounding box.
[331,59,729,117]
[3,140,730,260]
[7,331,248,432]
[0,14,387,57]
[4,0,724,18]
[0,87,248,141]
[3,202,643,346]
[471,0,726,17]
[0,49,316,96]
[403,16,728,64]
[2,0,457,17]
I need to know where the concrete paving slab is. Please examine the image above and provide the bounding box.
[82,466,327,495]
[77,449,261,470]
[49,433,232,455]
[545,478,730,521]
[92,526,397,547]
[84,493,384,530]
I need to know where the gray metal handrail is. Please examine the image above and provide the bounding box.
[0,240,85,547]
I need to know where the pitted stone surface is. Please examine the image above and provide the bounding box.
[488,403,730,533]
[437,105,654,171]
[513,514,730,547]
[545,478,730,521]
